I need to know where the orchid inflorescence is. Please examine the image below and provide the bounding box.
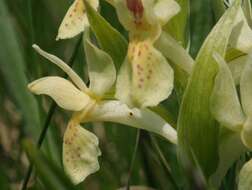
[28,0,180,184]
[28,0,252,188]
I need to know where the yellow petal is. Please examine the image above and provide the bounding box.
[28,77,90,111]
[33,44,88,91]
[63,122,101,184]
[56,0,99,40]
[230,7,252,53]
[116,40,174,108]
[154,0,180,25]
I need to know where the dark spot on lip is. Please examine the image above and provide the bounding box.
[129,112,133,116]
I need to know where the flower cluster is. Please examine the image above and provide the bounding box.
[28,0,180,184]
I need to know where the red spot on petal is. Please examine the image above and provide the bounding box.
[126,0,144,22]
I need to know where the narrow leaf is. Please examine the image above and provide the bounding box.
[0,0,40,135]
[23,140,78,190]
[178,0,241,179]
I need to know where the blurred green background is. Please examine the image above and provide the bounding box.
[0,0,229,189]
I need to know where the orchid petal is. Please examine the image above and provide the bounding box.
[240,55,252,149]
[230,7,252,53]
[210,53,245,131]
[87,100,177,144]
[114,0,159,35]
[114,56,132,106]
[240,54,252,116]
[63,122,101,184]
[33,45,88,91]
[154,0,180,25]
[84,31,116,97]
[155,31,193,74]
[228,54,247,85]
[238,159,252,190]
[116,41,174,108]
[28,77,90,111]
[241,117,252,149]
[56,0,99,40]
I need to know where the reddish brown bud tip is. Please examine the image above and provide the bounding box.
[126,0,144,19]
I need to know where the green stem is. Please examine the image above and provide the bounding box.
[20,37,82,190]
[126,129,141,190]
[150,134,179,190]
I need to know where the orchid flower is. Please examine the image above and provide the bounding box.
[56,0,99,40]
[210,52,252,150]
[28,32,177,184]
[228,3,252,53]
[114,0,180,108]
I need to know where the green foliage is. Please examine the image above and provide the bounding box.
[1,0,252,190]
[0,0,40,136]
[23,139,79,190]
[178,0,241,180]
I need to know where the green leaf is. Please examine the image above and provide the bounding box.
[84,29,116,97]
[22,139,79,190]
[189,0,215,57]
[212,0,226,20]
[178,0,241,180]
[210,53,245,132]
[84,0,128,70]
[0,166,10,190]
[0,0,40,135]
[118,186,156,190]
[163,0,190,47]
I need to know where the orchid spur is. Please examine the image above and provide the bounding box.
[28,32,177,184]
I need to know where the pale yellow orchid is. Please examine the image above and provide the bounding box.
[211,53,252,150]
[56,0,99,40]
[114,0,180,108]
[28,33,177,184]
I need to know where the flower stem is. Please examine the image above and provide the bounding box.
[150,134,179,189]
[20,37,82,190]
[126,129,141,190]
